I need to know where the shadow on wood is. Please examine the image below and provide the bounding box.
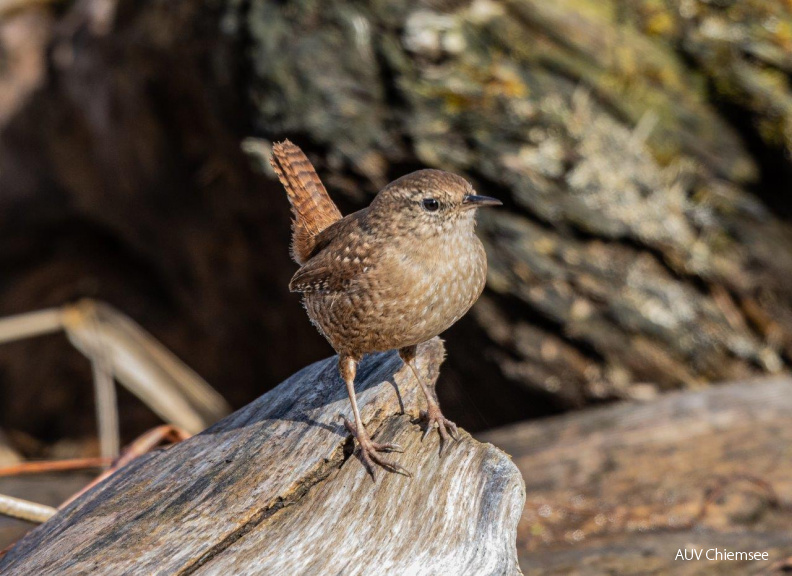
[0,338,525,575]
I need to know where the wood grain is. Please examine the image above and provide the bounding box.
[0,338,524,575]
[482,376,792,575]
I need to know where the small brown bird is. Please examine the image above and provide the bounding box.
[271,140,501,479]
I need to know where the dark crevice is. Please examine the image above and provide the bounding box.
[341,434,355,462]
[708,83,792,221]
[178,444,349,575]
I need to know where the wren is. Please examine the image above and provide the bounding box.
[271,140,501,480]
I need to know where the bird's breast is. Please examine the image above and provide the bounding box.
[387,232,487,341]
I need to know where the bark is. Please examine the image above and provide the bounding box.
[1,0,792,440]
[0,339,525,575]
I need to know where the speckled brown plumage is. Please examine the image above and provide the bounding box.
[271,140,501,479]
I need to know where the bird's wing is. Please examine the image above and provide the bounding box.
[270,140,342,265]
[289,251,365,293]
[289,213,371,294]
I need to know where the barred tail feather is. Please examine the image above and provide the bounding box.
[270,140,342,264]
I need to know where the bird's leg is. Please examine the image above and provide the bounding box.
[339,355,410,481]
[399,346,459,454]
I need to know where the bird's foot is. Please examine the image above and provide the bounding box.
[419,404,459,455]
[342,417,411,482]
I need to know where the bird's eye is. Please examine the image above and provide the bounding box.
[422,198,440,212]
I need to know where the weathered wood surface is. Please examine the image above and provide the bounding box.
[0,338,525,575]
[481,376,792,575]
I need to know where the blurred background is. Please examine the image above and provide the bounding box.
[1,0,792,572]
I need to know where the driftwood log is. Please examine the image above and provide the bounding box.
[0,338,525,575]
[482,376,792,575]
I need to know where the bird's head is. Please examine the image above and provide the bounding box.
[370,169,501,236]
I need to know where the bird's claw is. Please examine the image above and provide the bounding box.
[419,405,459,454]
[342,417,411,481]
[358,446,412,482]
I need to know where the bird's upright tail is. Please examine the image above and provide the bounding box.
[270,140,342,265]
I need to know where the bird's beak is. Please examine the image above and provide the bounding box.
[462,194,503,208]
